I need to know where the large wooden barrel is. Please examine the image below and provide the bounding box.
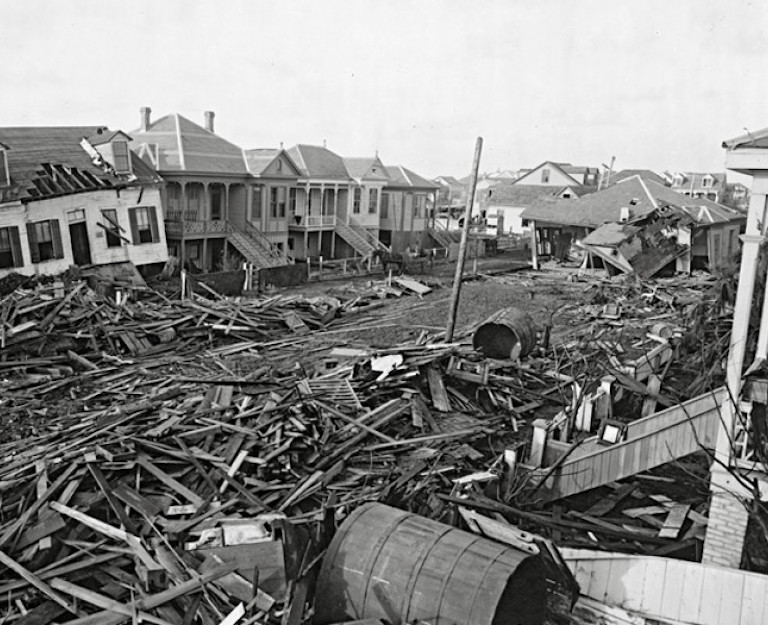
[314,503,546,625]
[472,308,537,359]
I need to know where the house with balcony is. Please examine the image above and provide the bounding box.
[130,107,290,271]
[286,144,389,260]
[0,125,167,279]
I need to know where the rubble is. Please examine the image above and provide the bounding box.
[0,266,741,624]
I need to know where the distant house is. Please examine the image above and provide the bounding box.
[381,165,439,252]
[130,107,292,271]
[433,175,466,207]
[477,184,583,235]
[0,125,167,279]
[515,161,599,188]
[522,175,745,272]
[664,171,727,203]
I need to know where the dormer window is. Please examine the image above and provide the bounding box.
[673,174,684,187]
[702,175,713,188]
[112,141,131,174]
[0,148,8,187]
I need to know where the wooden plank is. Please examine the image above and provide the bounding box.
[0,550,81,617]
[658,503,690,539]
[50,578,174,625]
[426,365,451,412]
[135,455,205,507]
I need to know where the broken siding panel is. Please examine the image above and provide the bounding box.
[563,549,768,625]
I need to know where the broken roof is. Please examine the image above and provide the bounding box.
[286,144,351,180]
[522,175,744,228]
[0,126,161,203]
[130,113,248,175]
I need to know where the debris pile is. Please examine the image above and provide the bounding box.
[0,268,739,623]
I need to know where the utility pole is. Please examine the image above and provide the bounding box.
[445,137,483,342]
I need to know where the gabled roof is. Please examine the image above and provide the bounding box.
[343,156,390,182]
[522,175,744,228]
[87,129,132,146]
[385,165,439,190]
[485,183,563,206]
[286,144,350,180]
[435,175,463,187]
[667,171,726,189]
[0,126,160,203]
[723,127,768,150]
[243,148,302,177]
[130,113,248,175]
[610,169,668,187]
[514,161,582,186]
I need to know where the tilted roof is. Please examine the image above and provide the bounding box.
[484,183,563,206]
[522,175,744,227]
[0,126,161,202]
[723,127,768,150]
[130,113,248,175]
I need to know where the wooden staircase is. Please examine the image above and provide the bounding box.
[334,218,388,257]
[427,221,461,248]
[534,388,726,502]
[226,222,292,269]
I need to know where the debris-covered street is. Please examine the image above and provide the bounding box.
[0,256,746,625]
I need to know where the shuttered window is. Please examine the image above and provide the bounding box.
[0,226,22,268]
[26,220,63,263]
[101,209,122,248]
[112,141,131,174]
[128,206,159,245]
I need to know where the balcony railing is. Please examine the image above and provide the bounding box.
[164,220,228,236]
[290,215,337,228]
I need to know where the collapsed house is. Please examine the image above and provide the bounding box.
[522,174,745,272]
[0,126,167,280]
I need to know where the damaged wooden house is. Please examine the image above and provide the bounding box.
[0,125,168,280]
[522,173,745,273]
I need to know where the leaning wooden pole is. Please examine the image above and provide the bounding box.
[445,137,483,342]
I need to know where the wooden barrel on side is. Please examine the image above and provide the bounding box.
[314,503,546,625]
[472,308,537,359]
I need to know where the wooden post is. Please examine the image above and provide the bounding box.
[530,220,539,270]
[307,257,311,280]
[180,270,187,300]
[319,255,323,280]
[446,137,483,342]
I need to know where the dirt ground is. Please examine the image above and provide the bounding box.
[268,253,590,347]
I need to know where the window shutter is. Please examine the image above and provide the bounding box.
[50,220,64,258]
[148,206,159,242]
[9,226,22,267]
[128,208,139,244]
[26,223,40,263]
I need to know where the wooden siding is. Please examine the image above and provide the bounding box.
[539,389,725,501]
[0,186,167,278]
[563,548,768,625]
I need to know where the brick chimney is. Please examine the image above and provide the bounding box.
[140,106,151,132]
[204,111,215,133]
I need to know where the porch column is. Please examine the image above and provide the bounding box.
[530,220,539,270]
[333,185,339,220]
[180,181,187,264]
[224,183,230,222]
[202,238,208,271]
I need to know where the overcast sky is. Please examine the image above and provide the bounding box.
[3,0,767,179]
